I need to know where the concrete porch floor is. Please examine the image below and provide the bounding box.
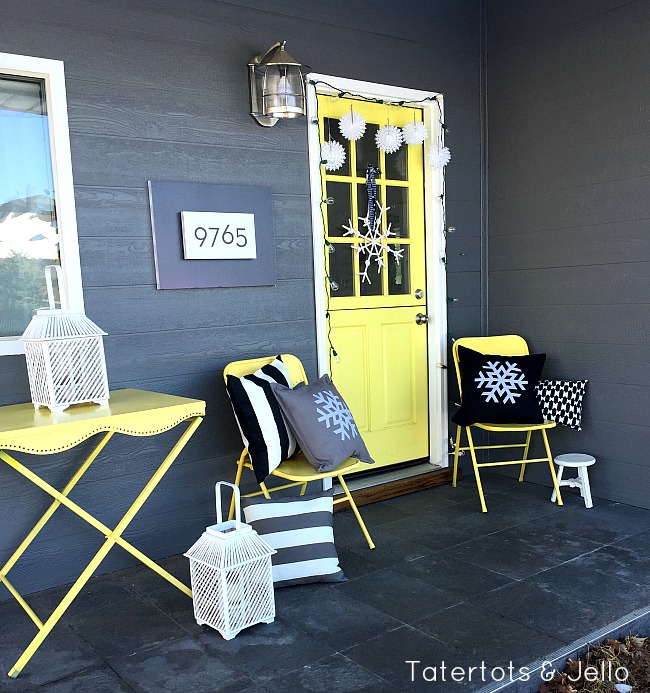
[2,473,650,693]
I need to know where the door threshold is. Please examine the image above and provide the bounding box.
[333,463,458,510]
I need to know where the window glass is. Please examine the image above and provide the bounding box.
[0,75,60,338]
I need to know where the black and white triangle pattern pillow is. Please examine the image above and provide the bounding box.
[535,380,588,430]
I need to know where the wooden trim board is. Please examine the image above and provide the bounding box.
[334,467,460,511]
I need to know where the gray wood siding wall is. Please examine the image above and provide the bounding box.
[0,0,482,596]
[486,0,650,507]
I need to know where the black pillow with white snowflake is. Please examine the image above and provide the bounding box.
[453,346,546,426]
[269,374,374,473]
[535,380,588,430]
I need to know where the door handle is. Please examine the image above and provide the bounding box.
[415,313,429,325]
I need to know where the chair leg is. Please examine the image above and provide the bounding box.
[299,482,308,496]
[518,430,532,482]
[541,429,563,506]
[228,454,246,520]
[259,481,272,500]
[452,426,462,487]
[466,427,488,513]
[550,465,564,503]
[578,466,593,508]
[338,475,375,549]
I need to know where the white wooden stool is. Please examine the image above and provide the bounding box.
[551,453,596,508]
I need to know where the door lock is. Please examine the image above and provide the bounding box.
[414,289,424,300]
[415,313,429,325]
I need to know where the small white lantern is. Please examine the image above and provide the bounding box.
[185,482,276,640]
[21,265,109,413]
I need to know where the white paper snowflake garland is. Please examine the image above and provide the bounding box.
[375,124,404,154]
[320,141,346,172]
[338,111,366,141]
[342,203,403,285]
[428,144,451,168]
[402,120,428,145]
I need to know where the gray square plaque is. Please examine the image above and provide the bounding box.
[148,181,276,289]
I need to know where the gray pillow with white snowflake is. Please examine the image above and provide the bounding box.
[269,374,374,473]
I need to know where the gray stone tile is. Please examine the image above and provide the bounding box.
[28,575,136,622]
[70,593,187,658]
[260,653,398,693]
[140,582,203,635]
[336,526,435,568]
[532,501,650,544]
[344,625,492,692]
[413,602,565,669]
[273,585,402,651]
[117,555,191,597]
[371,515,473,553]
[199,617,335,685]
[440,521,602,579]
[338,501,412,528]
[382,488,459,515]
[31,666,134,692]
[393,554,515,599]
[566,543,650,587]
[338,566,461,623]
[335,546,384,580]
[0,601,103,693]
[475,562,650,643]
[108,636,252,693]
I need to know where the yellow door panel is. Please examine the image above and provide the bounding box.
[329,307,429,471]
[319,94,431,473]
[329,324,370,433]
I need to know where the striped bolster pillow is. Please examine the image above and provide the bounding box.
[242,491,346,587]
[226,356,297,483]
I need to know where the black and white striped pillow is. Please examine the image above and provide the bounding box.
[242,491,346,587]
[226,357,297,483]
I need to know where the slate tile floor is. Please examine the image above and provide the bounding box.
[2,473,650,693]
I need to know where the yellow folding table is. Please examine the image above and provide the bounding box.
[0,388,205,678]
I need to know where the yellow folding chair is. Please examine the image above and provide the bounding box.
[223,354,375,549]
[451,335,564,512]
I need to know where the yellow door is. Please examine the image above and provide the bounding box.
[319,95,429,471]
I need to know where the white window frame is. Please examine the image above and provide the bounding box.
[0,52,83,356]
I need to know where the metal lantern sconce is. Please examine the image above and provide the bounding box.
[248,41,309,127]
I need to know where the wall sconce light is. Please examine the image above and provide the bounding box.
[248,41,310,127]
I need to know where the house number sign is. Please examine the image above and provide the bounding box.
[180,211,257,260]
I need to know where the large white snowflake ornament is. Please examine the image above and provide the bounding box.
[342,203,403,285]
[375,124,404,154]
[320,141,346,172]
[339,111,366,141]
[474,360,528,404]
[402,120,428,145]
[314,389,358,441]
[428,144,451,168]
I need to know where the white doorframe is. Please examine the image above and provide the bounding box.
[305,74,449,468]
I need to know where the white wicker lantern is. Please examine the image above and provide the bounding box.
[21,265,109,413]
[185,482,276,640]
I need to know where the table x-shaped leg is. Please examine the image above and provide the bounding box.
[0,415,201,678]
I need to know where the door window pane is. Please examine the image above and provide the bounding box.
[388,246,410,295]
[385,141,408,180]
[323,117,350,176]
[356,183,381,227]
[325,181,352,237]
[0,76,60,338]
[359,249,383,296]
[328,243,354,296]
[355,123,379,178]
[386,186,409,239]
